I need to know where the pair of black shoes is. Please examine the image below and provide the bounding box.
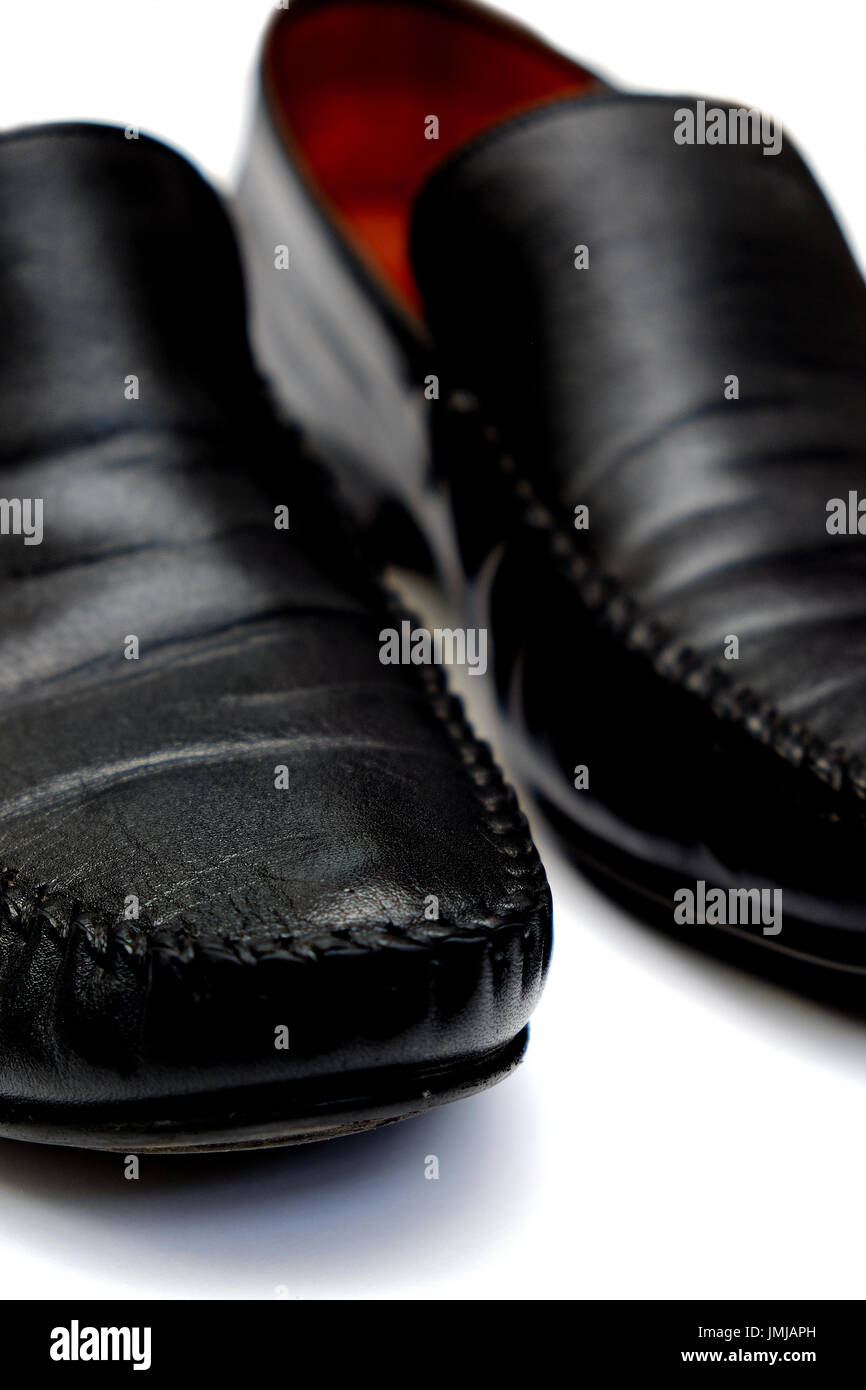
[2,0,866,1152]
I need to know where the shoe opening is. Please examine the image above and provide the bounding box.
[263,0,596,321]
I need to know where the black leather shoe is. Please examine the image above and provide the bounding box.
[0,123,550,1151]
[240,1,866,996]
[237,0,599,565]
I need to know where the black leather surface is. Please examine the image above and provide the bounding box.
[237,92,441,574]
[409,95,866,975]
[0,125,550,1118]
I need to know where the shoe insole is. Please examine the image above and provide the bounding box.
[264,0,596,317]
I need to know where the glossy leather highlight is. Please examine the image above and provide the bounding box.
[409,95,866,983]
[0,125,550,1147]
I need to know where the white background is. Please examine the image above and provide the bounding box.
[1,0,865,1300]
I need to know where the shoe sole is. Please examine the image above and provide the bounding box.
[536,793,866,1005]
[0,1028,527,1153]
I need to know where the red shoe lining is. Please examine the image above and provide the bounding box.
[264,0,594,317]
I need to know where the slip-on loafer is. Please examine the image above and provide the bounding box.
[0,123,550,1152]
[239,0,866,997]
[237,0,600,566]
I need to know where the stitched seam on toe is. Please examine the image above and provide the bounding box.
[0,431,549,974]
[444,388,866,805]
